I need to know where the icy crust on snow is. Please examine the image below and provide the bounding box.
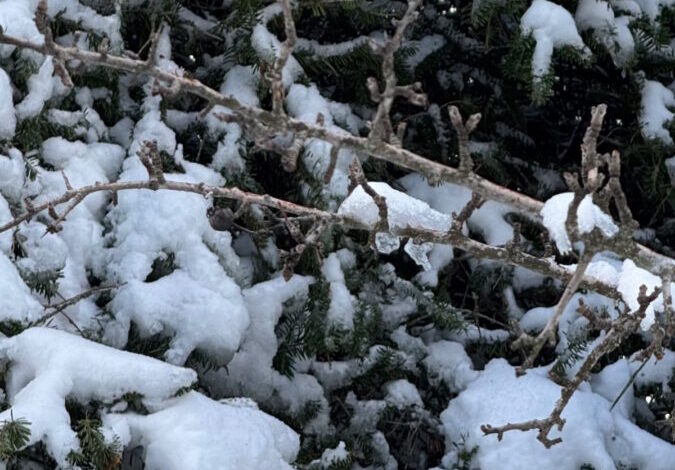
[0,328,196,466]
[441,359,675,470]
[521,0,590,81]
[103,391,299,470]
[640,80,675,145]
[338,181,451,233]
[541,192,619,254]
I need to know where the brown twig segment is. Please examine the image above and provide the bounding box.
[368,0,425,143]
[348,157,389,247]
[448,106,482,173]
[270,0,297,115]
[451,192,484,233]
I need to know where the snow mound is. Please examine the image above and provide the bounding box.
[0,327,196,466]
[440,359,675,470]
[103,391,299,470]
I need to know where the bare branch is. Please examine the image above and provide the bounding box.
[368,0,424,142]
[270,0,297,115]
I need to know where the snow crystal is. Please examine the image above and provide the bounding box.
[640,80,675,145]
[521,0,590,81]
[423,340,479,392]
[0,327,196,466]
[541,192,619,254]
[103,391,299,470]
[441,359,675,470]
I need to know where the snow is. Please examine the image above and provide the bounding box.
[399,173,514,246]
[286,84,361,198]
[338,181,451,233]
[0,0,43,59]
[423,340,479,392]
[384,379,423,408]
[575,0,635,66]
[319,441,350,468]
[0,67,16,139]
[0,327,196,466]
[103,391,299,470]
[110,270,249,365]
[629,349,675,389]
[617,259,673,330]
[441,359,675,470]
[640,80,675,145]
[521,0,590,81]
[207,275,331,432]
[16,57,69,120]
[322,251,357,330]
[0,252,43,323]
[0,148,25,202]
[541,192,619,254]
